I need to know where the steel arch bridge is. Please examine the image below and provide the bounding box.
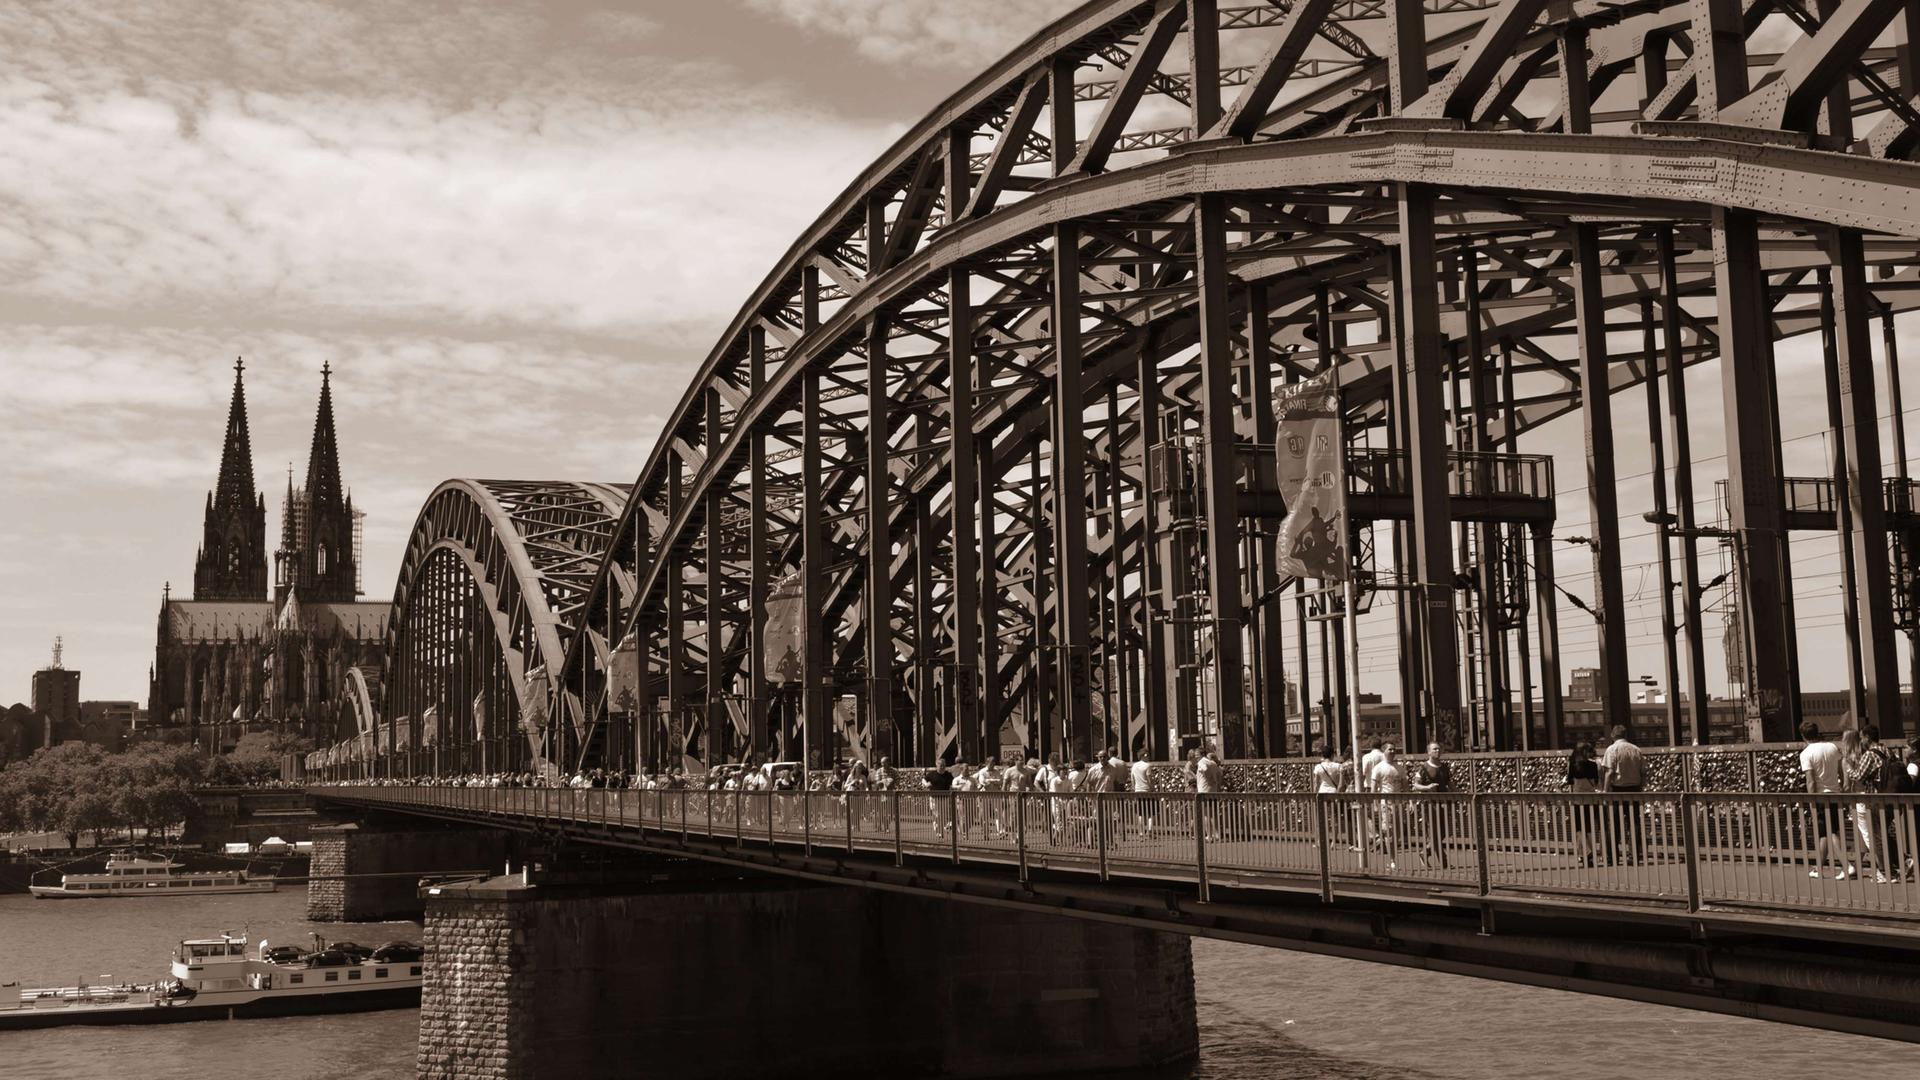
[382,479,630,772]
[552,0,1920,775]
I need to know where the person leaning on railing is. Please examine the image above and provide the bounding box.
[1599,726,1646,867]
[1565,742,1600,868]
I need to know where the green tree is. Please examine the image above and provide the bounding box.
[109,744,203,842]
[11,742,115,849]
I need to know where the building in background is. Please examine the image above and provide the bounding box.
[1567,667,1602,704]
[30,638,80,733]
[148,362,387,753]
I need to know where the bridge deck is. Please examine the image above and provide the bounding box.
[316,786,1920,933]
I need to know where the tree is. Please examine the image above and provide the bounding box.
[209,730,310,787]
[109,744,203,842]
[10,742,114,849]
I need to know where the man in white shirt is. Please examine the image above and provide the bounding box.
[1194,749,1220,793]
[1195,749,1222,841]
[1129,754,1155,838]
[1129,755,1152,794]
[1799,721,1846,879]
[1358,738,1385,794]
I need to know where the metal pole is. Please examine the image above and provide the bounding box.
[1657,230,1711,743]
[1052,224,1096,763]
[1642,297,1682,746]
[1570,223,1632,731]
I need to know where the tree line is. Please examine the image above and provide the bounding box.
[0,732,310,850]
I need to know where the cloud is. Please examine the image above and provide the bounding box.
[742,0,1080,69]
[0,1,901,347]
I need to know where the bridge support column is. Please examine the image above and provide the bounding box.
[307,821,516,923]
[418,878,1197,1080]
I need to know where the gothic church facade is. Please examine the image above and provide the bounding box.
[149,362,388,750]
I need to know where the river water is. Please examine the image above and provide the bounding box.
[0,890,1910,1079]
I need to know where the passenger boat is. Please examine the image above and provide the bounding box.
[27,851,274,898]
[0,932,424,1029]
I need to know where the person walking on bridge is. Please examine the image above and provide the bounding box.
[1600,726,1645,867]
[1800,721,1847,880]
[1411,742,1451,870]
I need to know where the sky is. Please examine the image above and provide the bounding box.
[0,0,1903,714]
[0,0,1078,703]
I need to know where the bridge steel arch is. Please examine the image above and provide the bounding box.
[556,0,1920,774]
[386,479,629,774]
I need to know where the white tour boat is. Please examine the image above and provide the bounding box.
[28,850,275,899]
[0,932,424,1028]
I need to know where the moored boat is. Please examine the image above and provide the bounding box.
[27,851,274,899]
[0,932,424,1029]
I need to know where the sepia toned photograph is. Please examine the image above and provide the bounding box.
[3,2,1920,1078]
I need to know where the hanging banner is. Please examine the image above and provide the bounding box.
[1273,372,1349,581]
[473,691,487,741]
[609,631,641,713]
[421,706,439,747]
[762,569,807,685]
[522,665,550,763]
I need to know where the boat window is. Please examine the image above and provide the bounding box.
[325,973,338,983]
[409,966,422,976]
[289,974,303,985]
[374,969,388,979]
[348,971,361,980]
[229,944,243,955]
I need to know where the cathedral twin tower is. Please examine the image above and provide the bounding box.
[194,359,361,605]
[153,360,387,743]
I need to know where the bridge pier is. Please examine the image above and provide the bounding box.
[308,821,519,922]
[418,874,1197,1080]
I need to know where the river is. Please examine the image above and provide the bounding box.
[1,890,1909,1079]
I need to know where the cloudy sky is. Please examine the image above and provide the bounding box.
[0,0,1081,702]
[0,0,1898,715]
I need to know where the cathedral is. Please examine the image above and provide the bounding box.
[148,361,388,751]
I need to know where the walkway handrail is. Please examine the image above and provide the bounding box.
[306,786,1920,926]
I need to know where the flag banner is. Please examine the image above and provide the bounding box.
[762,569,806,685]
[609,631,641,712]
[1274,372,1349,581]
[833,695,867,760]
[421,706,439,747]
[473,691,488,740]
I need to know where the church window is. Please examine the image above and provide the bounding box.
[317,544,328,575]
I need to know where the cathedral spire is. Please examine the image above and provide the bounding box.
[305,362,343,509]
[213,358,256,511]
[193,358,269,601]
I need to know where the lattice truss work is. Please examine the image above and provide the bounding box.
[548,0,1920,773]
[386,480,630,769]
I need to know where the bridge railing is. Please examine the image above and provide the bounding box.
[313,785,1920,922]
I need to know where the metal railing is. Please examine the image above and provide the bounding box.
[312,786,1920,924]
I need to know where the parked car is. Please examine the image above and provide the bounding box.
[371,941,423,963]
[262,946,308,965]
[329,941,374,963]
[305,950,352,968]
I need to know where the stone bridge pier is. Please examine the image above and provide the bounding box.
[308,819,523,922]
[417,868,1197,1080]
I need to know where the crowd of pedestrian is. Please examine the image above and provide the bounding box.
[307,727,1920,886]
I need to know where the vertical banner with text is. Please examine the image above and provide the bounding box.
[763,568,807,685]
[1274,371,1348,581]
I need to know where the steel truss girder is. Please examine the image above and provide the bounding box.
[551,0,1920,764]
